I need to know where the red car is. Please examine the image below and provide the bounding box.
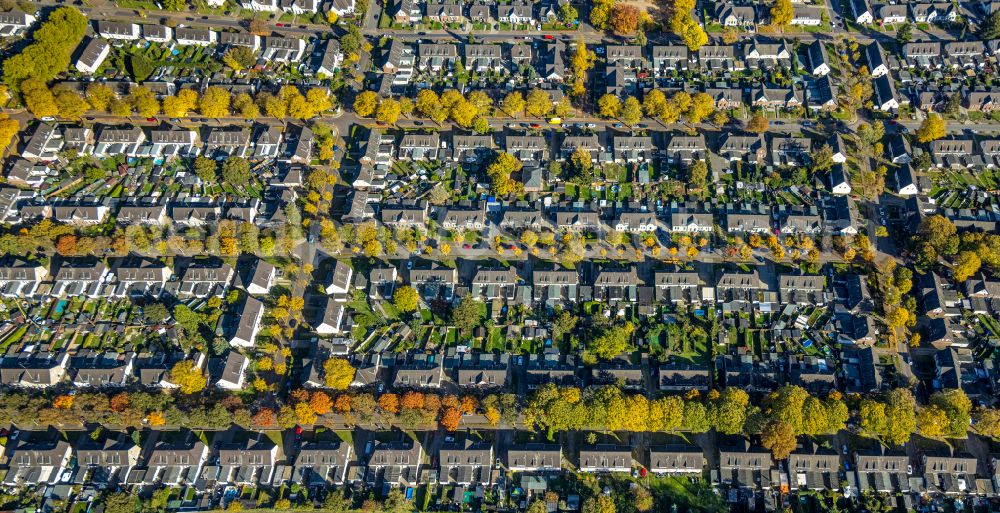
[463,244,471,249]
[543,34,554,40]
[529,123,541,128]
[146,117,157,122]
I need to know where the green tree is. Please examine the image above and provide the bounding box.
[194,156,218,183]
[747,112,769,133]
[689,160,708,190]
[128,54,155,82]
[712,387,750,434]
[53,87,89,119]
[980,11,1000,39]
[588,322,635,360]
[929,388,972,438]
[222,157,252,187]
[582,495,616,513]
[452,295,484,335]
[883,388,918,446]
[2,7,87,88]
[130,86,160,118]
[559,3,578,24]
[953,251,982,282]
[102,493,137,513]
[897,22,913,42]
[376,98,402,125]
[86,83,116,112]
[973,407,1000,439]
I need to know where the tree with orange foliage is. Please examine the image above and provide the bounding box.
[441,395,460,409]
[147,411,166,426]
[610,4,640,34]
[53,395,73,409]
[460,396,479,415]
[424,394,441,414]
[400,391,426,410]
[252,407,277,427]
[55,234,78,255]
[378,393,400,414]
[334,394,352,413]
[289,389,310,404]
[440,407,462,431]
[310,391,333,415]
[109,392,129,412]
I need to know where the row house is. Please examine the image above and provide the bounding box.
[652,45,689,74]
[425,0,463,22]
[532,268,580,307]
[471,267,519,301]
[464,44,503,73]
[419,43,458,72]
[0,10,35,36]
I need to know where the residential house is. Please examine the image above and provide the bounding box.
[497,2,533,24]
[426,1,464,23]
[0,10,35,36]
[579,445,632,473]
[217,438,278,485]
[649,446,705,475]
[366,441,423,487]
[398,133,440,160]
[471,267,519,301]
[0,256,47,298]
[262,36,306,63]
[410,266,458,301]
[21,123,64,161]
[213,351,249,390]
[0,352,70,388]
[612,135,654,163]
[652,45,689,74]
[456,352,509,389]
[418,43,458,72]
[144,437,209,486]
[533,268,580,306]
[292,441,352,486]
[174,27,216,46]
[788,442,840,490]
[75,37,110,74]
[439,441,494,486]
[507,444,561,472]
[670,211,713,232]
[1,436,72,486]
[75,436,141,486]
[97,21,141,40]
[719,440,777,489]
[226,296,265,348]
[381,201,429,227]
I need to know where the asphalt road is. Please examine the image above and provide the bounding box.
[26,0,964,46]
